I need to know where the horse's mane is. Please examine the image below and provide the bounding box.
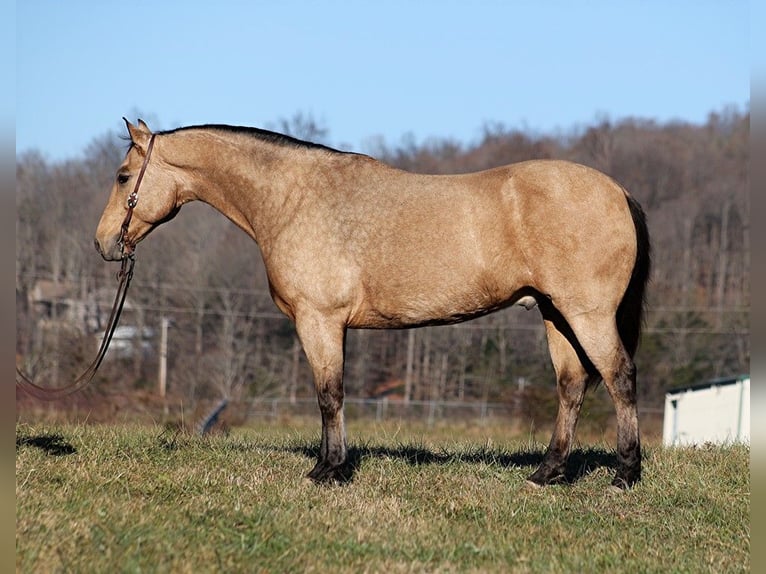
[158,124,352,155]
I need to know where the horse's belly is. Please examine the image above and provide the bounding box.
[349,273,529,329]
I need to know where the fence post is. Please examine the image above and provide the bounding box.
[428,399,436,427]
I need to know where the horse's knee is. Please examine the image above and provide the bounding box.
[316,377,344,415]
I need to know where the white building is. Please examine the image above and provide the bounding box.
[663,375,750,446]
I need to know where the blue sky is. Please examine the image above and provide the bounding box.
[17,1,750,161]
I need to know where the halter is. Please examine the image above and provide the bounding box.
[118,134,156,257]
[16,135,157,400]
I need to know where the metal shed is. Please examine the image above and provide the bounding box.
[663,375,750,446]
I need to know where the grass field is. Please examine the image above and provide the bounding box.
[16,420,749,573]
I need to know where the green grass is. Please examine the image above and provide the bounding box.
[16,421,749,573]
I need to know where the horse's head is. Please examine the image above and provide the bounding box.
[94,119,182,260]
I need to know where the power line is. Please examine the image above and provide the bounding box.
[18,271,750,335]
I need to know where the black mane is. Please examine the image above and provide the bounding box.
[159,124,351,154]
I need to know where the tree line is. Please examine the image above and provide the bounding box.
[16,107,749,422]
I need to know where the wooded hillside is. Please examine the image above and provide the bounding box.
[16,107,749,421]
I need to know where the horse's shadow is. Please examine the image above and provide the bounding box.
[290,442,618,486]
[16,433,77,456]
[14,430,618,486]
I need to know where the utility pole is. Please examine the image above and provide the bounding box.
[404,329,415,405]
[158,316,170,399]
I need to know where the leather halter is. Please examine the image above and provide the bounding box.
[118,134,156,257]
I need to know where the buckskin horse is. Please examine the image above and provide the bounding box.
[95,119,650,489]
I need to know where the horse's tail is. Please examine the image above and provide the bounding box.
[617,193,651,358]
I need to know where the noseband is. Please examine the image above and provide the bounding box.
[16,135,157,399]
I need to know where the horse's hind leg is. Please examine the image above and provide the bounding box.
[295,312,350,484]
[565,312,641,489]
[528,303,597,486]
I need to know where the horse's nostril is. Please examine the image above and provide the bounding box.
[94,238,102,255]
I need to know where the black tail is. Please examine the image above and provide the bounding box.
[617,194,651,358]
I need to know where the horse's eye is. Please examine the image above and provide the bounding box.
[117,174,130,185]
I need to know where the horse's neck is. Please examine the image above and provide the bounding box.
[176,133,309,246]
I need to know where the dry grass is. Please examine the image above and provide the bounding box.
[16,420,749,573]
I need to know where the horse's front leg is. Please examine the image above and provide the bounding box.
[295,312,350,484]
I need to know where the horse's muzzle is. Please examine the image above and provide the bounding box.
[94,235,123,261]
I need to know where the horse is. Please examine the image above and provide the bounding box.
[95,119,650,489]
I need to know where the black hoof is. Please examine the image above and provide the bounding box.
[306,460,352,485]
[527,464,567,486]
[610,469,641,490]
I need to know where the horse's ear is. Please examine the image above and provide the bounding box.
[123,117,153,152]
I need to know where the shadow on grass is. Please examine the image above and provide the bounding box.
[16,433,77,456]
[289,442,617,486]
[14,427,618,486]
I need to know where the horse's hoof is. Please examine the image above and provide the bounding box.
[303,475,334,488]
[524,479,544,490]
[610,468,641,491]
[610,472,640,491]
[306,461,351,485]
[527,466,567,487]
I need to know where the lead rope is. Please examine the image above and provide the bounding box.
[16,135,156,400]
